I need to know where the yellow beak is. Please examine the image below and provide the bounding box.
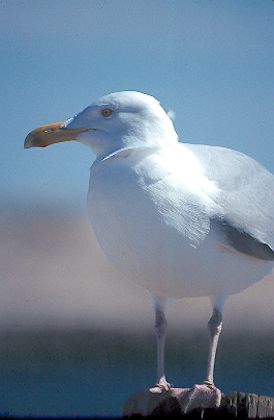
[24,121,90,149]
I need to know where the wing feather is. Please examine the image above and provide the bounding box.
[184,143,274,256]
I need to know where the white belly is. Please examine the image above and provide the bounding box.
[87,158,272,299]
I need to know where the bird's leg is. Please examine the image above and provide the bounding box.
[152,298,171,391]
[204,307,223,387]
[178,305,223,413]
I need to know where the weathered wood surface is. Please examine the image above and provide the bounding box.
[123,388,274,418]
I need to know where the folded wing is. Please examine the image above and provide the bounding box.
[185,143,274,259]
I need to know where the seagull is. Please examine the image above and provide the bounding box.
[25,91,274,402]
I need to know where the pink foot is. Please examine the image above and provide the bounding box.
[149,376,172,393]
[178,383,221,413]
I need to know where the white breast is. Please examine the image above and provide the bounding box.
[87,149,272,299]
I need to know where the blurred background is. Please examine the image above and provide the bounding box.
[1,0,274,417]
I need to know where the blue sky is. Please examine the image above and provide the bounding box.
[1,0,274,210]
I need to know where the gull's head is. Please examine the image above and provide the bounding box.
[24,91,178,159]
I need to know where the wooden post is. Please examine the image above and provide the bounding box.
[123,389,274,418]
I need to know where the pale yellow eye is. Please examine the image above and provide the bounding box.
[101,108,113,117]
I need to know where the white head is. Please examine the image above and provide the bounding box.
[24,91,178,159]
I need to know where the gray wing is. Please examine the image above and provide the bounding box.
[184,143,274,259]
[212,219,274,260]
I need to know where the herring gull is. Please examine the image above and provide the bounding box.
[25,91,274,406]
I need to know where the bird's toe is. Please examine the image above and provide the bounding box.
[150,376,172,393]
[179,383,221,414]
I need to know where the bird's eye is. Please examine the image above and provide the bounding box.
[101,108,113,118]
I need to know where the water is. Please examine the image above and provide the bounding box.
[0,329,273,417]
